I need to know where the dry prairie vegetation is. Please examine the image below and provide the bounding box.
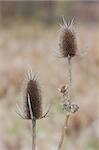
[0,21,99,150]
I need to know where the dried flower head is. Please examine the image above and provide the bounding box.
[23,69,42,119]
[58,85,68,94]
[59,17,77,58]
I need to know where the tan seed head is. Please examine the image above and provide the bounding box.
[59,17,77,58]
[23,69,42,120]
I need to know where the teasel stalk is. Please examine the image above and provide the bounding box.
[16,68,51,150]
[28,94,36,150]
[57,17,79,150]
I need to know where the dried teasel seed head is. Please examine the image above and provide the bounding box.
[59,17,77,58]
[58,85,68,94]
[23,69,42,119]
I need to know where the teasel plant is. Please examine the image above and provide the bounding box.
[16,68,51,150]
[57,17,79,150]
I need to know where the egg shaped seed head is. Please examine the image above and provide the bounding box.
[59,17,77,58]
[23,69,42,120]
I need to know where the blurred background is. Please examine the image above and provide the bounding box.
[0,1,99,150]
